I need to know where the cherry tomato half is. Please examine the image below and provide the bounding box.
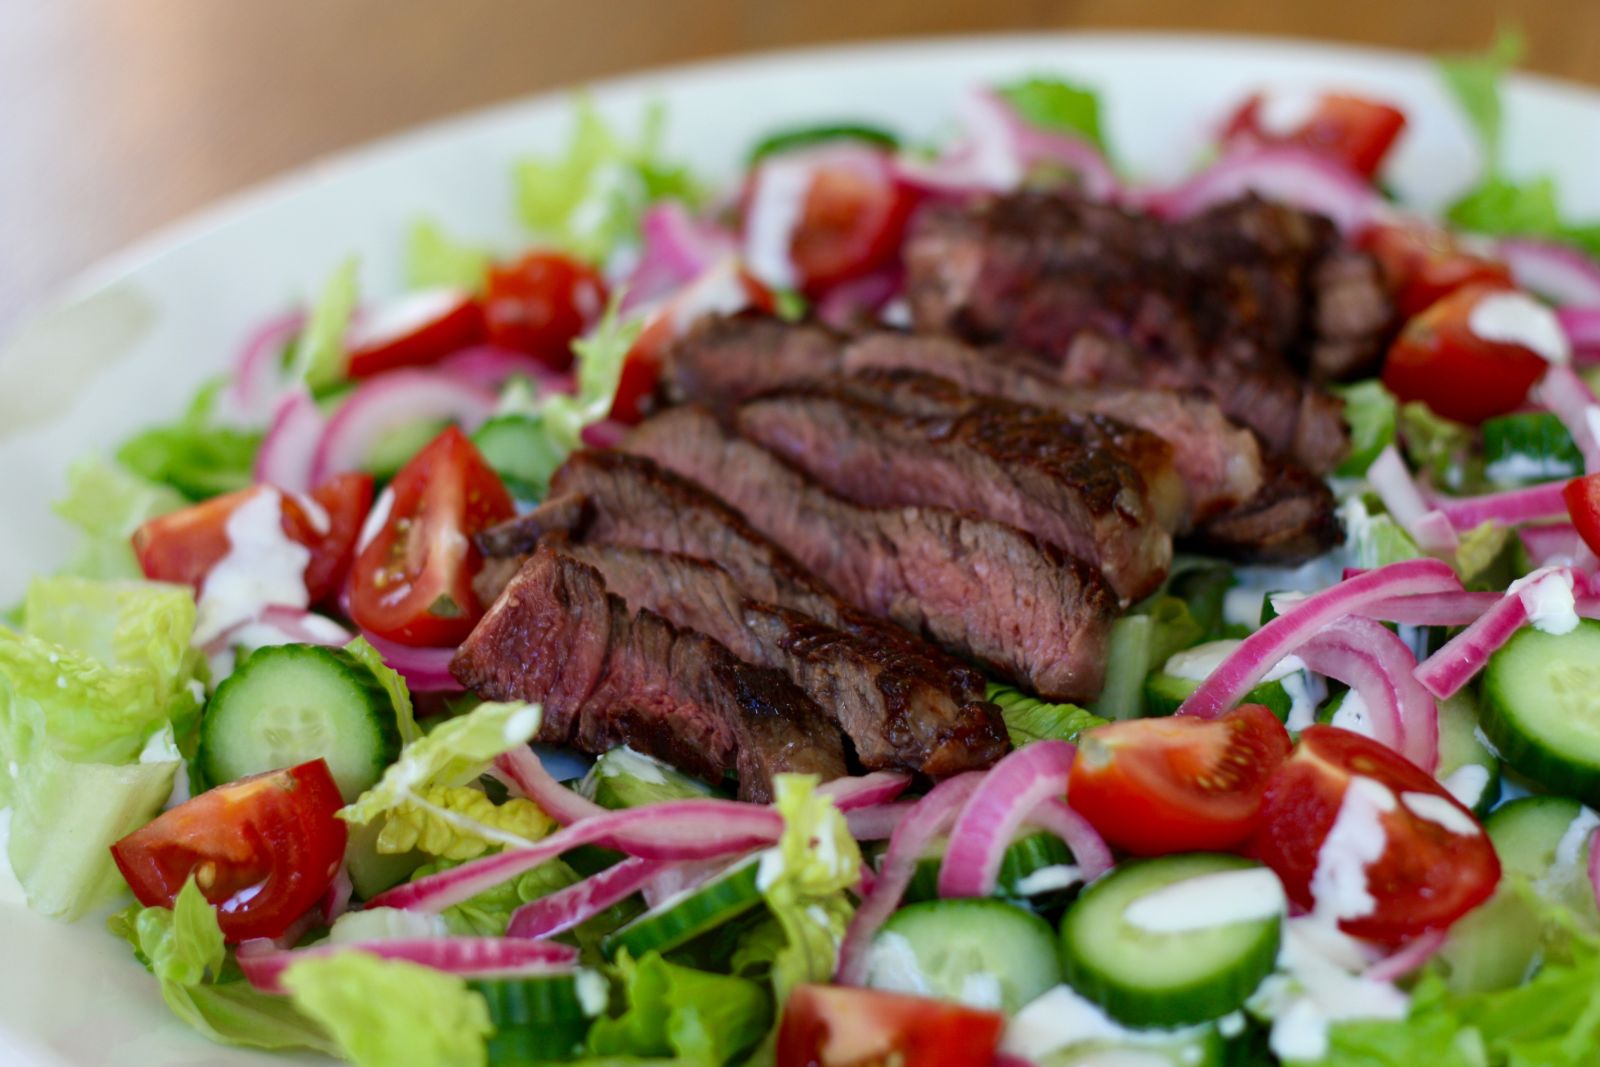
[1223,91,1408,178]
[1067,704,1293,856]
[1251,726,1500,945]
[1381,283,1554,424]
[346,289,488,379]
[1564,473,1600,557]
[1357,222,1514,318]
[347,426,514,646]
[110,759,347,943]
[484,252,608,370]
[775,984,1005,1067]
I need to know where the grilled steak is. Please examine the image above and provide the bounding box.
[622,406,1119,700]
[903,191,1381,473]
[556,540,1008,776]
[1185,459,1344,564]
[451,545,847,801]
[738,371,1175,600]
[662,313,844,411]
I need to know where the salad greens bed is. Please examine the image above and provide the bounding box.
[6,31,1600,1067]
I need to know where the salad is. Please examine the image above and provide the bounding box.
[5,31,1600,1067]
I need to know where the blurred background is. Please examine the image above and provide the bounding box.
[3,0,1594,331]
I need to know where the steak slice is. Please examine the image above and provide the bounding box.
[556,540,1008,776]
[622,406,1118,701]
[451,545,847,802]
[738,371,1175,600]
[1185,459,1344,564]
[662,313,844,411]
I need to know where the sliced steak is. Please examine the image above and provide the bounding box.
[1185,459,1344,564]
[622,406,1119,701]
[556,540,1008,776]
[451,545,847,802]
[662,313,844,411]
[738,371,1175,600]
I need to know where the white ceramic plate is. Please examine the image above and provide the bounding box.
[3,31,1600,1066]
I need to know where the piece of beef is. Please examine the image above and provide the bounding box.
[661,313,844,411]
[622,406,1119,701]
[903,191,1377,472]
[738,371,1175,600]
[555,540,1008,776]
[1185,459,1344,564]
[451,545,847,802]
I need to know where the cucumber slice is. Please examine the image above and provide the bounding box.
[197,644,402,802]
[748,122,899,163]
[470,972,603,1063]
[1060,854,1282,1027]
[472,414,568,501]
[903,832,1077,905]
[601,855,763,959]
[344,815,424,899]
[866,898,1063,1014]
[1482,620,1600,806]
[1481,411,1583,485]
[365,418,452,482]
[1037,1028,1227,1067]
[583,746,717,810]
[1435,692,1501,818]
[1142,672,1291,721]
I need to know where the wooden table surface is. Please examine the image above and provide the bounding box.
[4,0,1596,333]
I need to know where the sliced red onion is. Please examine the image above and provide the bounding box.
[1025,797,1113,881]
[253,388,326,493]
[1146,145,1383,233]
[494,746,607,826]
[1416,567,1576,699]
[202,606,353,659]
[1498,238,1600,308]
[1560,307,1600,364]
[815,267,904,331]
[843,803,913,842]
[1298,616,1437,772]
[1520,523,1595,568]
[623,201,738,312]
[236,936,579,994]
[938,741,1076,899]
[1359,590,1500,627]
[310,370,497,485]
[356,628,463,693]
[1430,481,1571,530]
[367,799,782,913]
[857,861,878,899]
[1532,364,1600,474]
[817,771,913,811]
[835,772,984,985]
[1179,560,1461,719]
[639,857,732,910]
[229,310,306,419]
[1367,446,1460,553]
[506,856,665,940]
[579,419,628,450]
[436,346,574,395]
[1364,928,1448,983]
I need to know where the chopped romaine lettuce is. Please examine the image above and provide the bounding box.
[410,855,583,937]
[986,683,1108,745]
[116,380,263,501]
[282,951,491,1067]
[586,951,771,1066]
[290,257,360,390]
[1399,400,1476,491]
[515,98,699,264]
[541,292,643,453]
[1333,379,1399,479]
[108,879,337,1054]
[406,218,491,293]
[377,785,556,860]
[1436,30,1525,165]
[343,636,420,744]
[996,75,1107,152]
[51,457,186,579]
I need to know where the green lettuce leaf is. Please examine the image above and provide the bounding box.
[1091,595,1204,721]
[108,879,338,1054]
[376,785,557,860]
[406,218,491,293]
[1399,400,1476,490]
[1333,379,1399,479]
[290,257,360,390]
[586,951,771,1066]
[410,855,582,937]
[116,380,263,501]
[540,292,644,453]
[986,683,1107,745]
[283,951,491,1067]
[344,635,420,744]
[996,75,1106,152]
[1340,497,1426,570]
[51,457,186,579]
[1436,30,1524,165]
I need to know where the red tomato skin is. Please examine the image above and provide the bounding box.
[346,292,488,379]
[303,472,374,605]
[1381,283,1552,424]
[1067,704,1293,857]
[110,760,347,943]
[484,252,608,371]
[347,426,515,647]
[776,984,1005,1067]
[1564,474,1600,556]
[1356,223,1515,318]
[1224,92,1407,178]
[1251,726,1500,945]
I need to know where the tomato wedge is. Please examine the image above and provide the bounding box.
[347,426,514,646]
[1068,704,1293,856]
[1251,726,1500,945]
[110,760,347,943]
[484,251,608,371]
[346,288,488,379]
[1223,91,1407,178]
[775,985,1005,1067]
[132,472,374,606]
[1357,222,1514,318]
[1381,283,1555,424]
[1564,474,1600,556]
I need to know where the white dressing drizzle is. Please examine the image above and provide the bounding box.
[1399,792,1480,836]
[193,489,311,646]
[1122,867,1286,934]
[1466,291,1571,364]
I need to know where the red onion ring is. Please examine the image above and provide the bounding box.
[494,746,608,826]
[237,936,578,994]
[1146,145,1384,233]
[1498,238,1600,308]
[436,346,574,395]
[253,388,325,493]
[938,741,1076,898]
[1416,567,1576,699]
[310,370,497,485]
[1025,797,1113,881]
[1364,928,1448,983]
[817,771,913,811]
[506,856,666,940]
[228,309,306,418]
[1298,616,1437,772]
[355,629,463,693]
